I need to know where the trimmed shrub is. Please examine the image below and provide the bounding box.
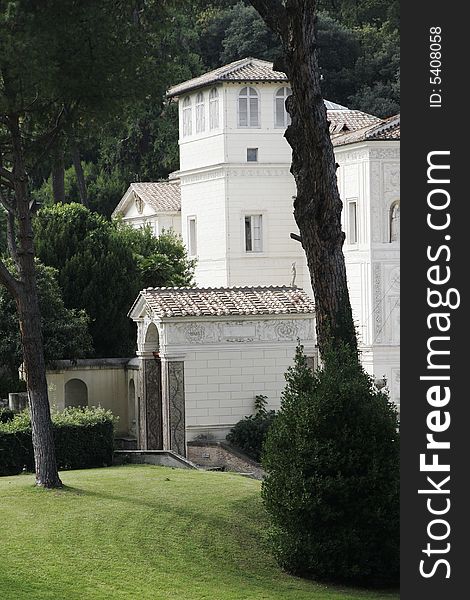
[226,395,276,462]
[262,344,399,586]
[0,406,116,476]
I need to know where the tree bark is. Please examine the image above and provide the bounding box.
[250,0,357,357]
[51,147,65,204]
[70,142,89,208]
[2,112,62,488]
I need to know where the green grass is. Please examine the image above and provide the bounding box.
[1,465,399,600]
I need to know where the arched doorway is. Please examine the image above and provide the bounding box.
[64,379,88,408]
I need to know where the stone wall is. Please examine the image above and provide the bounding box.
[187,441,265,480]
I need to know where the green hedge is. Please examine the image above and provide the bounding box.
[0,407,116,476]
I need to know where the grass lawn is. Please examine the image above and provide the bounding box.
[1,465,399,600]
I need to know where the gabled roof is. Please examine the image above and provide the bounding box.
[167,58,288,97]
[332,114,400,147]
[129,286,315,319]
[328,109,382,134]
[112,180,181,218]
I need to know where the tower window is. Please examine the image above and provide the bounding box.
[247,148,258,162]
[348,200,358,244]
[209,88,219,130]
[245,215,263,252]
[182,96,192,137]
[238,87,259,128]
[275,87,292,128]
[195,92,205,133]
[188,216,197,256]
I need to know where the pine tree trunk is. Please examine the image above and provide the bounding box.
[249,0,357,356]
[9,114,62,488]
[51,149,65,204]
[71,143,89,208]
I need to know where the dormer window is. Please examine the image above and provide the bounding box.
[196,92,205,133]
[275,87,292,128]
[209,88,219,130]
[182,96,192,137]
[238,87,259,128]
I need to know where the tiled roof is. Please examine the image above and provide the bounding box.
[167,57,381,134]
[112,180,181,217]
[167,58,288,97]
[328,109,382,134]
[130,181,181,212]
[332,114,400,146]
[137,286,315,318]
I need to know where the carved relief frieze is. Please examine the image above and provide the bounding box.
[373,263,384,343]
[165,317,314,346]
[383,163,400,193]
[168,361,185,457]
[369,148,399,160]
[229,168,291,178]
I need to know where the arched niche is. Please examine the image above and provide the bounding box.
[64,378,88,408]
[142,322,160,354]
[390,200,400,242]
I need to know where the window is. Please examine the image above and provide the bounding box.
[188,216,197,256]
[209,88,219,129]
[390,201,400,242]
[247,148,258,162]
[245,215,262,252]
[195,92,205,133]
[275,87,292,128]
[238,87,259,128]
[348,201,358,244]
[182,96,192,137]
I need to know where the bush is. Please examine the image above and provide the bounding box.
[0,407,15,423]
[0,407,116,476]
[226,395,276,462]
[262,344,399,586]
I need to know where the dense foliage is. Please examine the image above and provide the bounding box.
[33,203,194,358]
[0,407,115,476]
[262,345,399,585]
[26,0,399,213]
[226,395,276,461]
[0,260,92,395]
[0,407,14,423]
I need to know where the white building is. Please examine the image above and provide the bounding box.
[128,286,316,450]
[113,57,400,408]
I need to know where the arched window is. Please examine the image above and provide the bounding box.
[275,87,292,128]
[195,92,205,133]
[64,379,88,408]
[390,201,400,242]
[182,96,192,137]
[209,88,219,130]
[238,87,259,128]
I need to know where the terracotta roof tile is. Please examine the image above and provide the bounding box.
[130,181,181,213]
[140,286,315,319]
[112,180,181,218]
[167,58,288,97]
[332,114,400,146]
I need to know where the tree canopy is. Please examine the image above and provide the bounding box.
[0,260,92,396]
[33,203,195,358]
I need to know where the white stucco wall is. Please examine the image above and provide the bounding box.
[46,360,138,436]
[137,314,316,441]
